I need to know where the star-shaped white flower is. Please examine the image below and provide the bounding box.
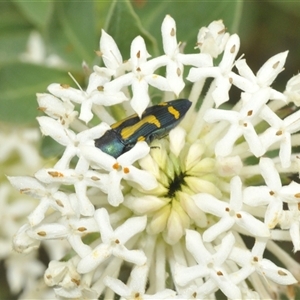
[187,34,240,107]
[161,15,213,96]
[8,176,74,226]
[229,238,297,285]
[260,105,300,168]
[45,258,99,299]
[99,29,130,77]
[80,141,157,206]
[104,264,176,299]
[104,35,170,117]
[233,51,288,98]
[196,20,230,58]
[285,73,300,105]
[243,157,300,228]
[37,116,110,169]
[77,208,147,274]
[204,88,270,157]
[37,93,78,127]
[48,71,128,124]
[278,203,300,251]
[21,194,98,258]
[194,176,270,242]
[35,158,109,216]
[174,230,242,299]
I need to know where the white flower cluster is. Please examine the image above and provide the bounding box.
[9,15,300,299]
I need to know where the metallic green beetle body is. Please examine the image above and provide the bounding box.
[95,99,192,158]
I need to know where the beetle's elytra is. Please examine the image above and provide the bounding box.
[95,99,192,158]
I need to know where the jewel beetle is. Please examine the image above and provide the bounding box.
[95,99,192,158]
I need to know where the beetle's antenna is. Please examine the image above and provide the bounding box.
[68,72,83,91]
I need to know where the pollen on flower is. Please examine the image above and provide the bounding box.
[77,227,87,232]
[56,200,64,207]
[113,162,120,170]
[71,278,81,286]
[60,83,70,88]
[278,270,287,276]
[48,171,64,177]
[37,231,46,236]
[123,167,130,174]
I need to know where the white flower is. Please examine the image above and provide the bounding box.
[285,73,300,105]
[8,176,74,226]
[104,35,171,117]
[194,176,270,242]
[204,89,269,157]
[161,15,213,96]
[99,29,127,76]
[80,141,157,206]
[37,92,78,127]
[243,157,300,229]
[9,14,300,300]
[187,34,240,107]
[48,75,128,124]
[196,20,230,57]
[233,51,288,98]
[45,258,99,299]
[37,116,110,169]
[104,264,176,299]
[229,238,297,285]
[175,231,242,299]
[260,106,300,168]
[278,203,300,251]
[77,208,147,273]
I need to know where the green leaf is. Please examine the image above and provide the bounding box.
[40,136,65,158]
[12,1,54,30]
[104,0,158,59]
[0,63,74,124]
[0,2,32,65]
[46,2,98,68]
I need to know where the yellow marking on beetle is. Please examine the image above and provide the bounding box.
[168,106,180,119]
[120,115,161,139]
[111,113,138,129]
[158,102,168,106]
[137,136,146,141]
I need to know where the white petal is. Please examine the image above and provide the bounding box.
[118,141,150,165]
[259,157,282,190]
[265,197,282,228]
[203,217,234,242]
[260,259,297,284]
[77,243,111,273]
[131,79,150,117]
[104,276,130,297]
[215,125,242,157]
[94,208,114,242]
[37,116,74,146]
[107,171,124,206]
[243,186,272,206]
[8,176,46,198]
[100,30,123,70]
[113,246,147,265]
[130,35,151,66]
[257,51,288,86]
[185,229,210,264]
[235,212,270,237]
[48,83,85,104]
[115,215,147,243]
[161,15,178,55]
